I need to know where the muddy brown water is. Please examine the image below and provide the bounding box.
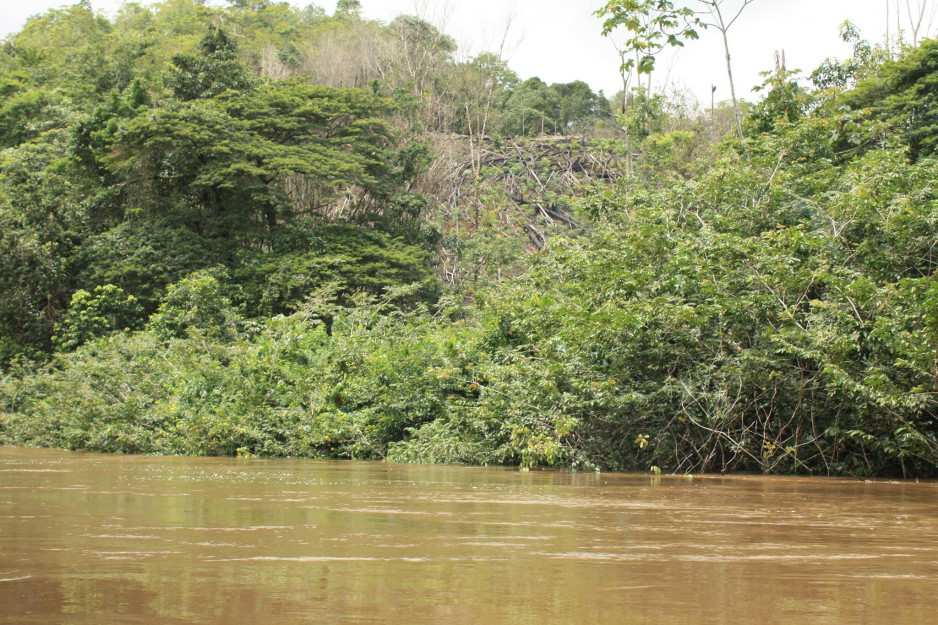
[1,447,936,624]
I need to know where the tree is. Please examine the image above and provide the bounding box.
[747,52,804,134]
[4,1,118,100]
[696,0,757,145]
[168,25,255,101]
[381,15,456,96]
[148,270,241,341]
[596,1,701,174]
[335,0,361,19]
[226,0,271,9]
[811,22,879,91]
[551,80,612,133]
[375,15,457,130]
[105,81,398,235]
[503,77,560,136]
[295,18,384,89]
[0,74,53,149]
[839,38,938,161]
[0,127,91,365]
[595,0,703,89]
[451,52,519,182]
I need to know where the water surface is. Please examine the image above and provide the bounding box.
[1,447,936,624]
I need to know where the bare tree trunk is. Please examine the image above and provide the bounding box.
[887,0,891,53]
[699,1,753,149]
[456,11,516,209]
[618,54,634,176]
[906,0,929,46]
[466,102,479,181]
[897,0,903,47]
[720,25,744,144]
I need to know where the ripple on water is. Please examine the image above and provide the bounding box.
[531,551,906,563]
[0,575,32,582]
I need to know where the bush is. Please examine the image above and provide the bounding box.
[148,270,241,340]
[53,284,142,351]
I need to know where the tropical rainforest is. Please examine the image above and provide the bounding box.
[1,0,937,478]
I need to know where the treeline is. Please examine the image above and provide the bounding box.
[1,0,612,139]
[1,2,937,477]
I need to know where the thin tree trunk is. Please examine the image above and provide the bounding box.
[897,0,903,46]
[887,0,891,53]
[906,0,929,46]
[721,26,744,144]
[701,1,750,151]
[620,64,634,175]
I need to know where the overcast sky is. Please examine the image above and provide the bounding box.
[0,1,921,107]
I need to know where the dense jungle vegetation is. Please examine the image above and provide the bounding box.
[1,0,937,477]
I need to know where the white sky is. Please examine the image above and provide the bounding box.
[0,1,918,106]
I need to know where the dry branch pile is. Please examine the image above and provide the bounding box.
[418,134,631,286]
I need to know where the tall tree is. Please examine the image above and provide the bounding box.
[106,81,398,235]
[839,38,938,160]
[381,15,456,96]
[696,0,756,145]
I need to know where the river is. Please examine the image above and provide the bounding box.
[1,447,936,624]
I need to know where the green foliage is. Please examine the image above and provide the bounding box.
[502,77,561,136]
[838,38,938,160]
[5,133,938,475]
[0,229,64,364]
[7,129,938,476]
[3,0,938,480]
[810,21,881,90]
[0,10,430,366]
[106,79,398,227]
[75,221,224,310]
[53,285,142,351]
[148,270,241,341]
[0,74,53,148]
[499,79,612,137]
[234,224,438,317]
[746,65,807,135]
[596,0,703,75]
[168,25,256,101]
[383,15,456,100]
[552,80,613,131]
[335,0,362,19]
[450,52,519,136]
[620,88,664,140]
[0,127,92,365]
[641,130,696,174]
[5,1,118,100]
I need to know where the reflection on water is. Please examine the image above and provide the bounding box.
[1,447,936,624]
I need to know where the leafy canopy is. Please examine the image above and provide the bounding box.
[596,0,704,75]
